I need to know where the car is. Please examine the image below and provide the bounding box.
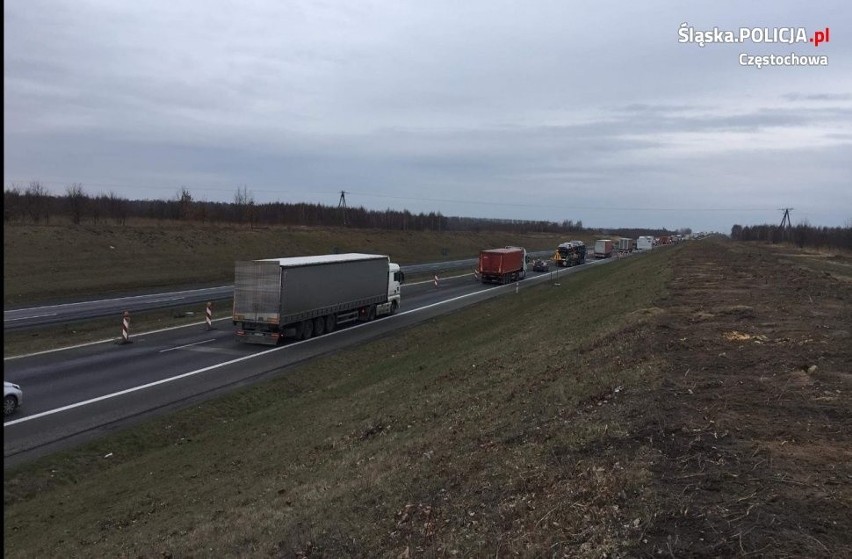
[532,259,550,272]
[4,381,23,416]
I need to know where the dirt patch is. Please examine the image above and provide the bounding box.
[4,239,849,557]
[626,239,851,557]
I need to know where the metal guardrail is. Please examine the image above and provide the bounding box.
[5,251,559,330]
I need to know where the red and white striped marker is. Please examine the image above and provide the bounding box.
[205,301,213,330]
[434,274,439,287]
[120,311,131,343]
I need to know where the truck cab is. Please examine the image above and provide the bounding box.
[388,263,404,313]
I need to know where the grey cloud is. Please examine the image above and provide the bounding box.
[783,93,852,102]
[4,0,852,234]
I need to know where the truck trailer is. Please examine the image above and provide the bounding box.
[477,246,527,284]
[554,240,586,267]
[617,238,632,253]
[636,236,654,250]
[593,239,614,259]
[233,253,403,345]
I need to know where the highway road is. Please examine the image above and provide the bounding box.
[4,257,611,468]
[3,251,553,330]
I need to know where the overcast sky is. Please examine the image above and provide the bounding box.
[4,0,851,232]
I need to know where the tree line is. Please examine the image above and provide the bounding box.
[3,182,591,234]
[731,223,852,250]
[5,181,715,238]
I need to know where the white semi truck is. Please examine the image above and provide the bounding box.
[233,253,403,345]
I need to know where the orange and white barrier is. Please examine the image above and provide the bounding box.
[120,311,131,344]
[205,301,213,330]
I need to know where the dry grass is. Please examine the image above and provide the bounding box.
[3,243,670,557]
[7,239,846,556]
[3,221,587,305]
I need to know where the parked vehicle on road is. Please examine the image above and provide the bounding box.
[637,236,654,250]
[233,253,404,345]
[554,241,586,267]
[4,381,23,416]
[477,246,527,284]
[532,259,550,272]
[594,239,614,259]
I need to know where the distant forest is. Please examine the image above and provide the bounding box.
[731,223,852,250]
[4,181,683,238]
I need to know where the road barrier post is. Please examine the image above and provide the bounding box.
[205,301,213,330]
[434,274,439,288]
[118,311,132,344]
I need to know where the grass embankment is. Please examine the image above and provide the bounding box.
[3,221,580,306]
[4,244,672,557]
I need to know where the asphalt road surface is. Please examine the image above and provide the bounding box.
[3,251,553,330]
[4,256,613,468]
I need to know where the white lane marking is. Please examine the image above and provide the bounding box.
[3,348,283,426]
[2,286,232,314]
[4,261,609,424]
[2,284,510,427]
[406,272,474,286]
[5,313,58,321]
[4,275,469,360]
[159,339,216,353]
[3,317,232,362]
[3,260,607,361]
[3,267,568,361]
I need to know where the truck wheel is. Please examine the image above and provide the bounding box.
[390,301,398,315]
[313,316,325,336]
[367,305,376,321]
[325,315,336,333]
[301,319,313,340]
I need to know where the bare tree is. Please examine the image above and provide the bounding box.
[177,187,193,220]
[91,193,110,224]
[233,185,254,224]
[4,184,24,222]
[25,181,50,223]
[66,183,86,224]
[107,191,127,224]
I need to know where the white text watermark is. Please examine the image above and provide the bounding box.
[678,23,832,69]
[678,24,830,48]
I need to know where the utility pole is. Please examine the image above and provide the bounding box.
[338,190,348,226]
[779,207,793,242]
[779,208,793,229]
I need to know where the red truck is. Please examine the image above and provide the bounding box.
[477,246,527,284]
